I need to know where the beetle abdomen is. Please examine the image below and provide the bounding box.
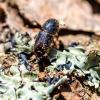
[34,31,52,57]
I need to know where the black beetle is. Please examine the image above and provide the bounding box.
[34,19,59,71]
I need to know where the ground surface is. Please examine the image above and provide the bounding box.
[0,0,100,100]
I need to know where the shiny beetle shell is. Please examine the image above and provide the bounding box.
[42,19,59,35]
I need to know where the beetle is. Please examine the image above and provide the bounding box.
[34,19,59,71]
